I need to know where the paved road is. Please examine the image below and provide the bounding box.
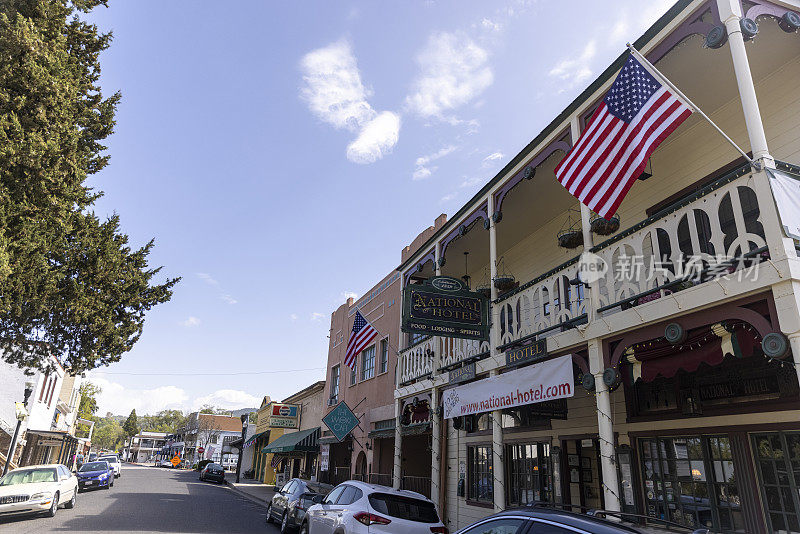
[0,464,278,533]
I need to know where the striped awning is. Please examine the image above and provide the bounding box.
[262,427,320,454]
[243,431,270,449]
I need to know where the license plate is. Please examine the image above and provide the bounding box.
[84,481,93,485]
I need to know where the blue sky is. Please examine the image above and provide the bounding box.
[84,0,673,415]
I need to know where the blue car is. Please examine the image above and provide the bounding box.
[76,460,114,491]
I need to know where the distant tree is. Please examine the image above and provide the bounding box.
[189,413,222,459]
[122,409,139,437]
[92,416,125,450]
[78,382,101,420]
[0,0,179,373]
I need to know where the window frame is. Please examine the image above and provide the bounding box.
[361,345,376,381]
[378,337,389,375]
[467,444,494,504]
[350,361,358,386]
[330,365,340,402]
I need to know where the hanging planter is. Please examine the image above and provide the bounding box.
[590,213,621,236]
[557,209,583,249]
[493,257,517,293]
[476,286,492,298]
[475,267,492,298]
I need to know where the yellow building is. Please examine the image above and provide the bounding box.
[251,397,301,485]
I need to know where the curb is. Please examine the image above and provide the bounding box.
[224,480,268,506]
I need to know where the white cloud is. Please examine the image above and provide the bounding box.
[88,376,189,416]
[405,32,494,119]
[181,316,201,328]
[460,175,483,189]
[440,192,459,204]
[342,291,358,300]
[290,313,298,321]
[196,273,218,286]
[221,294,238,305]
[346,111,401,164]
[300,40,400,164]
[413,145,457,181]
[191,389,261,412]
[196,273,237,305]
[480,18,501,32]
[548,40,597,90]
[482,151,504,166]
[310,312,325,321]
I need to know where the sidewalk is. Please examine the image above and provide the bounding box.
[226,478,275,506]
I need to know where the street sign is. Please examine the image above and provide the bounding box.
[322,401,359,442]
[269,416,299,428]
[401,276,489,341]
[197,447,205,454]
[170,456,181,467]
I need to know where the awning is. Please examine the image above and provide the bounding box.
[400,422,430,436]
[243,431,270,449]
[262,427,320,454]
[368,428,396,440]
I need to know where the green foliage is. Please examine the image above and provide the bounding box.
[199,405,231,415]
[77,381,101,420]
[138,409,186,433]
[91,416,125,450]
[122,408,138,437]
[0,0,179,373]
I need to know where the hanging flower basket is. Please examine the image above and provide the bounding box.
[557,229,583,249]
[590,213,620,236]
[476,286,492,299]
[494,276,516,292]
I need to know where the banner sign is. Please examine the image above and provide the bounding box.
[269,416,299,429]
[505,339,547,368]
[769,169,800,240]
[271,404,299,418]
[449,363,476,384]
[401,276,489,341]
[320,444,330,471]
[441,355,574,419]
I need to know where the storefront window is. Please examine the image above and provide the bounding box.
[640,435,744,533]
[505,442,551,506]
[753,432,800,534]
[467,445,493,503]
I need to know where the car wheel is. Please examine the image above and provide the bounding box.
[280,512,291,534]
[65,491,76,509]
[266,504,273,524]
[45,493,59,517]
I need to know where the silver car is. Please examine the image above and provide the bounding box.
[98,455,121,478]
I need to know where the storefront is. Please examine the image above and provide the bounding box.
[261,426,320,482]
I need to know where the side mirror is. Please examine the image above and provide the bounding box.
[273,486,280,492]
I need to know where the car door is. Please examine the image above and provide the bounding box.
[57,466,74,502]
[331,485,362,531]
[276,480,296,517]
[311,485,345,534]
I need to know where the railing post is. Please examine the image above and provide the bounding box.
[393,396,402,489]
[589,338,621,513]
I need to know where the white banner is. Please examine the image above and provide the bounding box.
[441,355,574,419]
[769,169,800,240]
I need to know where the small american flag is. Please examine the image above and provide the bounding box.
[271,455,283,468]
[555,54,693,219]
[344,310,378,369]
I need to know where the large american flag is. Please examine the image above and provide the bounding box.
[344,310,378,369]
[554,54,693,219]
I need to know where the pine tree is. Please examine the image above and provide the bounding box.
[0,0,179,372]
[123,409,139,438]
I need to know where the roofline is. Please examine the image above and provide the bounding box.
[395,0,694,273]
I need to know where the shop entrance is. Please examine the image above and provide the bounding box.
[562,438,603,510]
[505,441,551,506]
[752,432,800,534]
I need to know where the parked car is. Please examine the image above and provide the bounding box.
[453,505,711,534]
[87,452,98,462]
[0,464,78,518]
[158,459,174,468]
[267,478,333,533]
[76,461,114,491]
[302,481,446,534]
[198,463,225,483]
[98,454,121,478]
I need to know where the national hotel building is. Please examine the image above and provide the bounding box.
[372,1,800,533]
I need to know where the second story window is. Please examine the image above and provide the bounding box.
[379,338,389,374]
[350,362,357,385]
[330,365,340,402]
[361,346,375,381]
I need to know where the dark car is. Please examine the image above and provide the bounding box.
[455,505,710,534]
[199,462,225,483]
[76,461,114,491]
[267,478,333,533]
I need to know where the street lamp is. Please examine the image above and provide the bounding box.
[235,414,247,483]
[3,379,35,476]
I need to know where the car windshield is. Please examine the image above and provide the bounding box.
[0,468,58,486]
[368,493,439,523]
[79,462,109,472]
[99,456,118,463]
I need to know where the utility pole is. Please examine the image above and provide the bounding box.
[3,380,35,476]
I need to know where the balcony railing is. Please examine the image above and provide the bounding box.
[401,475,432,498]
[368,472,393,486]
[497,164,769,348]
[399,336,436,384]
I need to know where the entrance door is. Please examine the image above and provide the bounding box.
[505,442,551,506]
[563,438,603,510]
[752,432,800,534]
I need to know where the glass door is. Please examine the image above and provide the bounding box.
[505,442,551,506]
[752,432,800,534]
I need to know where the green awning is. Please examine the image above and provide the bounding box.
[262,427,320,454]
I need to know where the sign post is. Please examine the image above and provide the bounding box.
[401,276,489,341]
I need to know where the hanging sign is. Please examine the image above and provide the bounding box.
[401,276,489,341]
[449,363,476,384]
[505,339,548,368]
[441,355,574,419]
[322,401,360,442]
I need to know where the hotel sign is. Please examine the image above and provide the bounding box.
[505,339,547,368]
[402,276,489,341]
[449,363,476,384]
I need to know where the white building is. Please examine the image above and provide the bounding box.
[128,431,167,463]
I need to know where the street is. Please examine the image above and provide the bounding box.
[0,465,277,534]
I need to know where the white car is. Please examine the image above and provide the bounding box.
[0,464,78,518]
[98,454,121,478]
[302,480,447,534]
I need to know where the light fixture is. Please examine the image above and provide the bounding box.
[705,25,728,49]
[462,252,471,289]
[740,17,758,41]
[779,11,800,32]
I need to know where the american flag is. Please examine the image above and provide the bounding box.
[344,310,378,369]
[554,54,693,219]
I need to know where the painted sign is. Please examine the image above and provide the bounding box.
[441,355,574,419]
[269,416,299,428]
[401,276,489,341]
[322,401,360,442]
[320,444,330,471]
[448,363,476,384]
[505,339,547,368]
[271,404,299,418]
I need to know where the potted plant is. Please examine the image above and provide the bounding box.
[590,213,621,236]
[558,210,584,249]
[493,257,517,292]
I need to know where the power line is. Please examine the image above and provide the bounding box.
[89,367,326,377]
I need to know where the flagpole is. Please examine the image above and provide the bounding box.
[626,43,760,171]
